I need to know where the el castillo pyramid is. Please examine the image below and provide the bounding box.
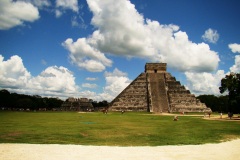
[109,63,211,113]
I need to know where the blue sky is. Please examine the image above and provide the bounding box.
[0,0,240,101]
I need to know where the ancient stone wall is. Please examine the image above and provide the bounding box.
[145,63,167,73]
[61,97,94,111]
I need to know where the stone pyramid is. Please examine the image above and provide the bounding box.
[109,63,211,113]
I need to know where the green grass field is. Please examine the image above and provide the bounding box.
[0,111,240,146]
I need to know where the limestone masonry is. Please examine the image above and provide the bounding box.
[109,63,211,113]
[61,97,94,111]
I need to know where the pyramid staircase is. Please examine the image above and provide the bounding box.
[147,73,169,112]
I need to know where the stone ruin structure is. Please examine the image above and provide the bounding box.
[109,63,211,113]
[61,97,94,111]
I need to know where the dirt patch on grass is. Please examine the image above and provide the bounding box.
[0,132,22,140]
[152,113,240,121]
[80,132,89,137]
[203,115,240,121]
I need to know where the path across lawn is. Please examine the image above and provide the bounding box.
[1,139,240,160]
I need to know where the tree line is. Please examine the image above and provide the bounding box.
[0,89,64,111]
[0,89,110,111]
[198,72,240,113]
[0,72,239,112]
[197,95,230,113]
[0,88,236,113]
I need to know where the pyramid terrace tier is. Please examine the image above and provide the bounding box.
[167,90,191,94]
[169,97,200,103]
[168,93,196,97]
[170,104,211,113]
[113,95,148,102]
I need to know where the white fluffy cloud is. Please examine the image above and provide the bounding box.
[0,55,132,101]
[229,43,240,73]
[230,55,240,73]
[185,44,240,95]
[0,55,80,99]
[229,43,240,53]
[0,55,31,89]
[202,28,220,44]
[55,0,78,17]
[29,66,79,96]
[100,68,131,101]
[62,38,112,72]
[56,0,78,12]
[64,0,219,73]
[20,0,51,8]
[185,70,225,95]
[0,0,40,30]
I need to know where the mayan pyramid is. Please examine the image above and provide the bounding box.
[109,63,211,113]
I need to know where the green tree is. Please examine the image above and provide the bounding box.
[197,95,229,112]
[219,73,240,113]
[0,89,63,110]
[17,98,33,109]
[0,89,11,108]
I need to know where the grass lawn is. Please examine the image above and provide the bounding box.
[0,111,240,146]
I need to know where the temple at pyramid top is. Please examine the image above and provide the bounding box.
[109,63,211,113]
[145,63,167,73]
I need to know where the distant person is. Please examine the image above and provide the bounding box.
[208,112,211,118]
[102,109,108,114]
[228,112,233,119]
[173,115,178,121]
